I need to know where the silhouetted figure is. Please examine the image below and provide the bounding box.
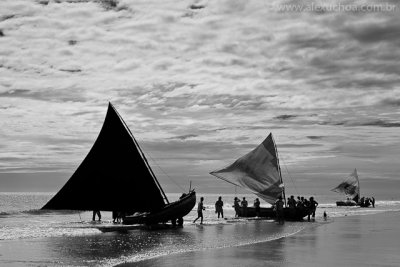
[323,211,327,220]
[371,197,375,208]
[288,195,297,208]
[241,197,248,217]
[296,196,304,214]
[118,211,125,223]
[365,197,371,207]
[303,198,310,209]
[360,197,365,206]
[233,197,240,217]
[92,210,101,221]
[193,197,205,224]
[254,198,261,217]
[275,196,284,224]
[288,195,296,217]
[298,196,305,208]
[308,197,318,221]
[112,211,118,223]
[215,196,224,218]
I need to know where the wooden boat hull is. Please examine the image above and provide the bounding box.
[336,201,358,206]
[336,201,371,207]
[236,207,309,221]
[123,191,196,225]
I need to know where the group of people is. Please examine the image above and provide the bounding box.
[192,194,320,225]
[92,194,320,224]
[92,210,126,223]
[95,194,319,225]
[360,196,375,207]
[193,196,261,224]
[283,195,319,222]
[233,196,261,217]
[112,211,125,223]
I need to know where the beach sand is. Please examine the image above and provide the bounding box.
[121,211,400,267]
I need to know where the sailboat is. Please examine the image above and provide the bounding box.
[210,133,309,221]
[42,102,196,226]
[332,168,369,207]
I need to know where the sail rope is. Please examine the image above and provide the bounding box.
[281,157,300,196]
[145,153,186,192]
[110,103,170,203]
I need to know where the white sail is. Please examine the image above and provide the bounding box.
[331,168,360,202]
[210,133,284,204]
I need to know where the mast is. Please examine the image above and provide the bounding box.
[355,168,360,202]
[110,103,170,204]
[272,134,286,206]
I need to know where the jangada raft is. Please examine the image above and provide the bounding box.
[332,168,370,207]
[42,102,196,226]
[210,133,309,221]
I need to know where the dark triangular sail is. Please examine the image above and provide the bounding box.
[331,168,360,202]
[42,103,166,212]
[210,133,284,204]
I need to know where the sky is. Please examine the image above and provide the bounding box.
[0,0,399,200]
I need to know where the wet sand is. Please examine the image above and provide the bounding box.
[122,211,400,267]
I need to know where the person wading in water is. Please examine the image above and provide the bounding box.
[193,197,205,224]
[215,196,224,219]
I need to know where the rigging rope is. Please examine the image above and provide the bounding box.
[145,153,186,192]
[281,157,300,196]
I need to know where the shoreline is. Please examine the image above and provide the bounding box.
[117,211,400,267]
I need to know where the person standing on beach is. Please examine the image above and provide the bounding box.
[275,196,284,224]
[215,196,224,219]
[234,197,240,217]
[241,197,248,217]
[308,197,318,221]
[254,198,261,217]
[372,197,375,208]
[112,211,118,223]
[92,210,101,221]
[193,197,205,224]
[288,195,296,217]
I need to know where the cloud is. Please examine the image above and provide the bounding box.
[278,143,323,148]
[307,136,324,140]
[169,134,198,140]
[320,118,400,128]
[1,0,400,192]
[0,88,87,103]
[274,114,298,120]
[380,98,400,107]
[357,119,400,128]
[344,22,400,44]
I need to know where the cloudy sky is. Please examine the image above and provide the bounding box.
[0,0,399,199]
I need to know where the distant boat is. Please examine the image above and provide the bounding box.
[42,102,196,226]
[210,133,309,221]
[332,168,370,207]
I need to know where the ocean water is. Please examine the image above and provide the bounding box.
[1,192,400,266]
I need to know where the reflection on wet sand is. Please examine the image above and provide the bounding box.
[116,220,306,267]
[45,228,196,266]
[133,213,400,267]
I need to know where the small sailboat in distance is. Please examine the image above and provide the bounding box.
[210,133,309,221]
[332,168,365,207]
[42,102,196,227]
